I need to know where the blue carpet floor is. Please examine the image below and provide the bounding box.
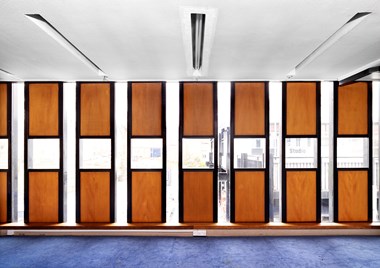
[0,236,380,267]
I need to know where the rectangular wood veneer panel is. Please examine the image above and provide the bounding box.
[29,83,59,136]
[286,83,317,135]
[183,83,214,136]
[80,83,110,136]
[286,171,316,222]
[132,83,162,136]
[338,170,368,222]
[338,82,368,135]
[0,84,7,136]
[235,83,265,136]
[80,172,110,222]
[131,172,162,222]
[234,171,265,222]
[183,171,213,222]
[0,172,7,223]
[29,172,59,223]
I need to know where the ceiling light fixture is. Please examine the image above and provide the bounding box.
[339,66,380,85]
[287,12,371,78]
[25,14,107,78]
[0,68,20,80]
[191,13,206,71]
[180,7,218,78]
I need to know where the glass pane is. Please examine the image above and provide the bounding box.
[131,139,163,169]
[28,139,60,169]
[234,138,265,168]
[183,138,214,169]
[80,139,111,169]
[0,139,8,169]
[337,138,369,168]
[285,138,318,169]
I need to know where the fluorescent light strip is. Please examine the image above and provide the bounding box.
[288,12,371,78]
[180,7,218,78]
[0,68,20,80]
[26,14,107,77]
[191,13,206,71]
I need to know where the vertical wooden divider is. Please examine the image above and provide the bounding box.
[282,82,321,223]
[127,82,166,223]
[25,82,63,223]
[230,82,269,223]
[179,82,217,223]
[334,82,372,222]
[0,83,11,223]
[76,82,115,223]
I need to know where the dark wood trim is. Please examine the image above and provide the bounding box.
[281,82,286,222]
[6,83,12,223]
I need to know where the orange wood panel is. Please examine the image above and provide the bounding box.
[0,172,7,223]
[28,172,59,223]
[132,83,162,136]
[286,171,316,222]
[338,170,368,222]
[286,83,317,135]
[0,84,7,136]
[131,172,162,222]
[234,171,265,222]
[29,83,59,136]
[235,83,265,136]
[183,171,213,222]
[80,83,110,136]
[338,82,368,135]
[80,172,110,223]
[183,83,214,136]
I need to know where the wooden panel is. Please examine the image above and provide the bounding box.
[338,170,368,222]
[80,172,110,222]
[234,171,265,222]
[132,83,162,136]
[0,172,7,223]
[29,172,59,223]
[286,83,317,135]
[338,82,368,135]
[235,83,265,135]
[183,171,213,222]
[286,171,316,222]
[29,84,59,136]
[183,83,214,136]
[0,84,7,136]
[80,83,110,136]
[131,172,162,222]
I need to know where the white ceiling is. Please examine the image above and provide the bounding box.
[0,0,380,81]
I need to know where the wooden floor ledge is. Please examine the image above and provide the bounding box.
[1,222,380,230]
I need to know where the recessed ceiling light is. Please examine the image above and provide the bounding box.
[26,14,107,78]
[191,13,206,71]
[180,7,218,78]
[288,12,371,78]
[0,68,20,80]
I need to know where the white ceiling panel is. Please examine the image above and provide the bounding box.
[0,0,379,81]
